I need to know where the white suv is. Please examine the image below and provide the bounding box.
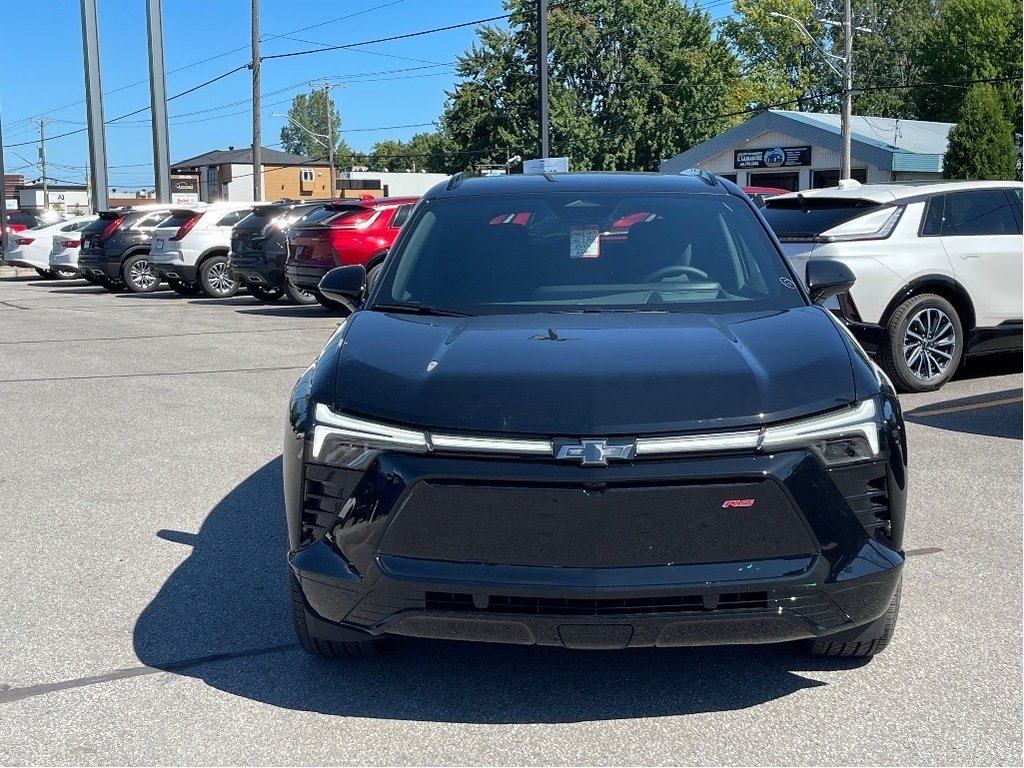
[149,202,265,297]
[763,181,1023,392]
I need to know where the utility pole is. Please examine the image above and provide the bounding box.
[313,80,345,196]
[36,119,48,212]
[81,0,109,212]
[146,0,171,202]
[537,0,549,160]
[840,0,853,180]
[251,0,262,201]
[0,106,9,244]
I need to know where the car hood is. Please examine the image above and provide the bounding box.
[329,307,859,436]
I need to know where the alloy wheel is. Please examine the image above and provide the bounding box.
[902,307,957,382]
[207,261,236,295]
[129,260,158,291]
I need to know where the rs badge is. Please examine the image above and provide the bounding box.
[721,498,755,508]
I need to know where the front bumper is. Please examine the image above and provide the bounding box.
[287,441,907,649]
[285,263,330,293]
[50,250,80,269]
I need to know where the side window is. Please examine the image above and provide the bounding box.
[216,210,245,227]
[942,190,1018,236]
[60,222,80,232]
[137,212,169,230]
[921,194,945,236]
[390,204,413,229]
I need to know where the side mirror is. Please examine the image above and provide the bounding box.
[318,265,366,313]
[806,259,856,305]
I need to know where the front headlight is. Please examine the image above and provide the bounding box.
[311,403,428,463]
[760,399,880,466]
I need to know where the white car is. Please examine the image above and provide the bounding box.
[3,215,97,279]
[147,202,268,298]
[762,180,1023,392]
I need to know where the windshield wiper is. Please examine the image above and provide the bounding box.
[372,302,471,317]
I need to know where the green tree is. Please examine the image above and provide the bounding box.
[719,0,837,112]
[942,83,1017,178]
[366,139,409,171]
[279,89,354,163]
[914,0,1022,127]
[438,0,743,172]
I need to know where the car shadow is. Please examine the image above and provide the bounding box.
[953,352,1022,381]
[133,458,867,723]
[904,387,1022,440]
[234,305,342,318]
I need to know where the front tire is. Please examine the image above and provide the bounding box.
[288,571,379,658]
[248,284,283,302]
[199,255,238,298]
[808,580,901,658]
[880,294,963,392]
[121,254,160,293]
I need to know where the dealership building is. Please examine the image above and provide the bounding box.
[660,110,955,190]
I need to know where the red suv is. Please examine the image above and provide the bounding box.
[285,197,418,309]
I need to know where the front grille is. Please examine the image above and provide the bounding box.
[830,461,890,540]
[424,591,769,616]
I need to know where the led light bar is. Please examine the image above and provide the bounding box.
[759,399,879,455]
[635,429,761,456]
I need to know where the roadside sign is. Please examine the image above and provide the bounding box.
[523,157,569,174]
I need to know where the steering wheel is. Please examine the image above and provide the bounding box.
[643,264,710,282]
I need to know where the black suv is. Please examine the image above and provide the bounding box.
[230,200,325,303]
[284,172,907,660]
[78,207,171,292]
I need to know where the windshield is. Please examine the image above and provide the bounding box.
[371,193,804,315]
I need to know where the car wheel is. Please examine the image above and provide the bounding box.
[34,268,56,279]
[880,294,963,393]
[121,255,160,293]
[248,284,283,302]
[807,579,901,658]
[199,256,238,298]
[366,263,382,289]
[284,279,318,305]
[99,276,125,292]
[52,266,79,280]
[288,570,379,658]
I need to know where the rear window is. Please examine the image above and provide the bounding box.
[160,212,199,229]
[762,198,883,240]
[375,193,804,316]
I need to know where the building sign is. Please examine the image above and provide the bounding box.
[523,156,570,174]
[734,146,811,169]
[171,176,200,205]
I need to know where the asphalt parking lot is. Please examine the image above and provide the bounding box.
[0,269,1020,766]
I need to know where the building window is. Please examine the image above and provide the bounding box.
[718,173,738,183]
[747,171,800,191]
[300,168,315,182]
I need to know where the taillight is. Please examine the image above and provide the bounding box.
[9,224,28,233]
[99,216,124,240]
[14,236,34,246]
[171,214,200,241]
[63,240,81,249]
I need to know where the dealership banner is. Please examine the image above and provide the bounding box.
[734,146,811,169]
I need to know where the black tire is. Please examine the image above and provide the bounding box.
[198,255,238,298]
[121,254,160,293]
[285,279,318,305]
[248,283,283,302]
[808,580,901,658]
[52,266,79,280]
[99,276,125,292]
[366,263,382,290]
[168,278,202,296]
[288,571,379,658]
[35,268,55,279]
[879,293,963,393]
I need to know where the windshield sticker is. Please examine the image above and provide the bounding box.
[570,226,601,259]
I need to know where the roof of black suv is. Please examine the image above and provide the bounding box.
[426,170,742,200]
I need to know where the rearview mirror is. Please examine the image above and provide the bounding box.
[806,259,855,305]
[318,265,366,313]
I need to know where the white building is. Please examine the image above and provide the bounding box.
[18,184,91,216]
[660,110,956,190]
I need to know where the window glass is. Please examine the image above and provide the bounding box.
[390,204,413,229]
[942,190,1018,236]
[376,193,803,315]
[921,194,945,236]
[216,210,246,227]
[762,198,882,241]
[60,222,81,232]
[157,212,195,230]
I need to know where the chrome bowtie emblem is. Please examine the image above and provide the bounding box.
[556,439,635,467]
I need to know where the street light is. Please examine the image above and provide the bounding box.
[769,6,857,181]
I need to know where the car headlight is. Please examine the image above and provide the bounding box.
[760,399,880,466]
[311,403,428,464]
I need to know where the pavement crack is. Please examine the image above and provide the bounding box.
[0,643,296,705]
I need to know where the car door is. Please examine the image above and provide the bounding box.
[936,189,1022,327]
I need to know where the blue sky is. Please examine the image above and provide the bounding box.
[0,0,732,191]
